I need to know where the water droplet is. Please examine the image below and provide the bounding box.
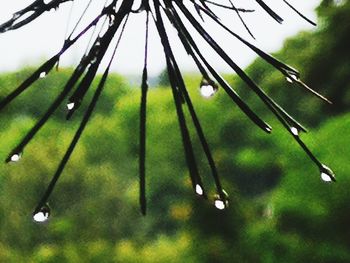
[286,74,298,83]
[10,153,22,162]
[195,184,203,196]
[43,0,52,4]
[67,102,75,110]
[109,15,116,26]
[321,172,332,182]
[200,83,217,98]
[214,190,229,210]
[13,13,20,20]
[320,164,336,183]
[291,127,299,136]
[90,57,97,64]
[214,199,226,210]
[39,72,46,79]
[33,204,51,223]
[266,127,272,133]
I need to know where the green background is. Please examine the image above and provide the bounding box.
[0,1,349,262]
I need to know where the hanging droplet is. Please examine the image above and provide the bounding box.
[90,57,97,65]
[195,184,204,196]
[12,13,20,20]
[286,74,299,83]
[214,190,229,210]
[10,153,22,162]
[320,164,336,183]
[200,79,218,98]
[200,84,217,98]
[67,102,75,111]
[33,204,51,223]
[290,127,299,136]
[39,71,47,79]
[266,126,273,133]
[214,199,225,210]
[109,15,116,26]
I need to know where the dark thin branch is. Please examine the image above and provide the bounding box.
[0,0,72,33]
[255,0,284,24]
[153,1,205,195]
[283,0,317,26]
[139,10,150,216]
[33,0,132,213]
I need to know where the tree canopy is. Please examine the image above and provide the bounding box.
[0,0,349,262]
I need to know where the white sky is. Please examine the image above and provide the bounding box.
[0,0,320,76]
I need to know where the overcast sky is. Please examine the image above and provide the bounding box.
[0,0,320,76]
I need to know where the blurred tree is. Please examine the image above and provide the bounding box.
[0,0,349,262]
[157,68,170,87]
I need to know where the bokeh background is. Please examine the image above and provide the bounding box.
[0,0,349,262]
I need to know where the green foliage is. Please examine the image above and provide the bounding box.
[242,113,350,263]
[0,1,349,262]
[157,68,170,87]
